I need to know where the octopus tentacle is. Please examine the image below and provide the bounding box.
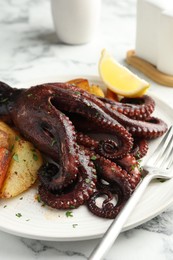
[87,148,141,191]
[100,95,155,120]
[0,81,22,123]
[70,104,167,140]
[117,154,141,190]
[72,90,167,139]
[102,106,167,139]
[76,132,150,166]
[38,149,97,209]
[130,139,148,159]
[96,139,121,159]
[76,132,97,150]
[85,145,141,189]
[125,116,167,139]
[87,190,126,219]
[87,151,142,218]
[76,132,128,160]
[11,84,80,190]
[13,83,133,159]
[50,83,133,158]
[87,156,133,218]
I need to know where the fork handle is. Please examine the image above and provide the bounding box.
[88,174,153,260]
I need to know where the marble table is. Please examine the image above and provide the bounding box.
[0,0,173,259]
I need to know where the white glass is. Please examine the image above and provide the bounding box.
[51,0,101,44]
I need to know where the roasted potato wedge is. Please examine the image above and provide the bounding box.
[0,139,43,198]
[67,78,105,97]
[0,121,18,149]
[0,147,11,189]
[67,78,90,92]
[89,84,105,97]
[105,89,119,101]
[0,129,9,149]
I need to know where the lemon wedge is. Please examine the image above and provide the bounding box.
[99,49,150,97]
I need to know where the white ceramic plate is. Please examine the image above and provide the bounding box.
[0,75,173,241]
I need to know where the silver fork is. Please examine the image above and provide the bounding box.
[89,125,173,260]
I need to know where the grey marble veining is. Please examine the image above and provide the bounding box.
[139,208,173,235]
[0,0,173,259]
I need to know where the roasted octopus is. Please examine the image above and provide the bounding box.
[0,81,167,218]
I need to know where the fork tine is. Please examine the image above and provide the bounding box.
[146,125,173,166]
[154,126,173,163]
[166,144,173,170]
[159,134,173,168]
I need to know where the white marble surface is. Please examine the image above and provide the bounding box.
[0,0,173,259]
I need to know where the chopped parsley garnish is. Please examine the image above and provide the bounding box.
[51,139,57,146]
[3,205,7,208]
[90,155,97,161]
[15,136,20,141]
[16,213,22,218]
[13,153,19,162]
[5,150,9,155]
[131,164,136,171]
[131,159,142,172]
[72,224,78,228]
[10,144,14,151]
[33,153,38,161]
[74,91,81,95]
[27,93,33,97]
[135,152,141,160]
[36,194,41,203]
[0,98,8,103]
[85,178,91,184]
[66,211,73,217]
